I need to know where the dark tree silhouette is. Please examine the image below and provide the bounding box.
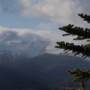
[55,13,90,90]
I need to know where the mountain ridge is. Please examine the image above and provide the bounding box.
[0,53,90,90]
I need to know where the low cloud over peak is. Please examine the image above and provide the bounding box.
[0,26,64,57]
[0,25,87,58]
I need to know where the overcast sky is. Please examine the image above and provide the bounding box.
[0,0,89,56]
[0,0,90,29]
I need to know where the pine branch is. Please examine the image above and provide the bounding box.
[78,13,90,23]
[55,41,90,57]
[59,24,90,39]
[68,68,90,82]
[57,13,90,90]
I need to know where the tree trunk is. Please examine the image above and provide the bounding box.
[80,81,85,90]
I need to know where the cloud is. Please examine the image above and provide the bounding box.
[18,0,82,24]
[0,0,90,26]
[0,27,48,57]
[0,26,61,57]
[17,0,90,27]
[0,26,86,57]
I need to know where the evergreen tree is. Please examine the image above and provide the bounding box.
[55,13,90,90]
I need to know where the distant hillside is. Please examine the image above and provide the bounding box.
[0,53,90,90]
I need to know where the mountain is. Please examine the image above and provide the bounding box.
[0,53,90,90]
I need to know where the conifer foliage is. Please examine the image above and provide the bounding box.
[56,14,90,57]
[55,13,90,90]
[78,13,90,23]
